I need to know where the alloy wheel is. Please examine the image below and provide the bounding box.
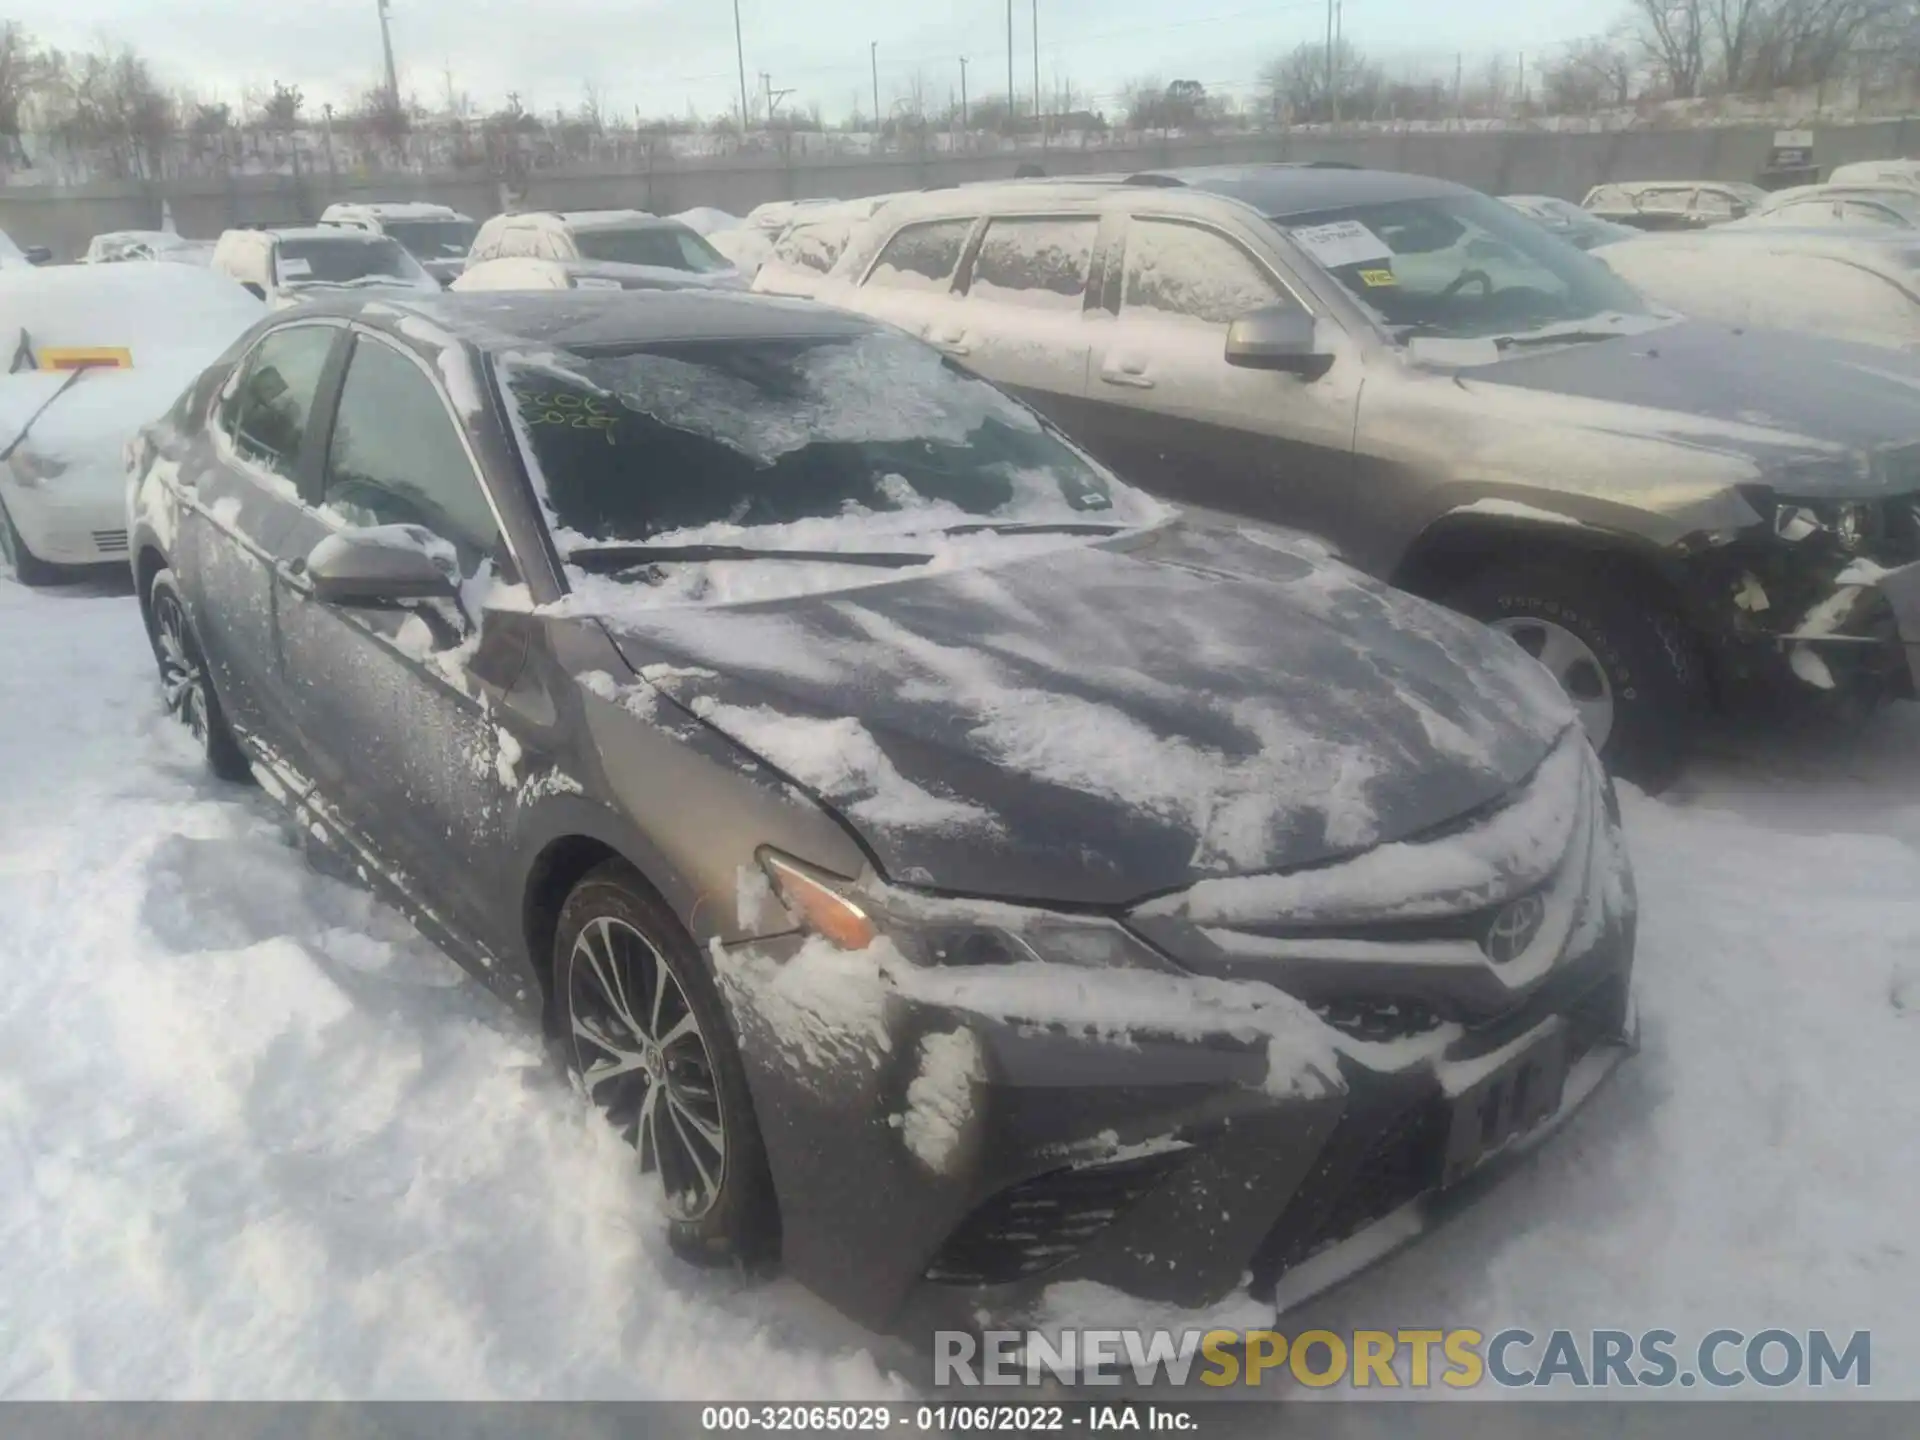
[567,915,727,1220]
[1491,615,1615,751]
[153,593,212,747]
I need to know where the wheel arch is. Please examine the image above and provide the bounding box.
[513,796,717,1030]
[1391,513,1693,621]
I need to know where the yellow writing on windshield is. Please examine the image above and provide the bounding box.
[521,390,617,444]
[1357,268,1398,288]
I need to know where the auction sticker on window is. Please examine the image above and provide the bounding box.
[1288,220,1394,269]
[278,257,312,278]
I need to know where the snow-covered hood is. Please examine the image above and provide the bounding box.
[1465,319,1920,497]
[0,352,211,474]
[603,521,1576,906]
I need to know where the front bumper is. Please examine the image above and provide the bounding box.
[716,811,1637,1343]
[1,472,129,565]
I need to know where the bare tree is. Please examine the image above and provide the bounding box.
[1257,38,1374,122]
[1631,0,1709,97]
[0,22,42,163]
[1542,36,1639,110]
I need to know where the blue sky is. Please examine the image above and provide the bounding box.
[19,0,1623,120]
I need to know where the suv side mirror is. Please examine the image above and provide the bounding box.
[304,525,460,607]
[241,281,266,300]
[1224,305,1335,379]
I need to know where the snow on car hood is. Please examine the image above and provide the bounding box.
[0,351,214,475]
[602,520,1575,905]
[1467,318,1920,496]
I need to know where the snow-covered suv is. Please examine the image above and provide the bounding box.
[811,167,1920,786]
[319,201,478,285]
[465,210,743,288]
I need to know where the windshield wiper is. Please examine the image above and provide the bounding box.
[565,542,933,571]
[936,520,1128,537]
[1491,329,1625,351]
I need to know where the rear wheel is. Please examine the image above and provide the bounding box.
[1446,561,1707,792]
[145,569,254,783]
[0,497,62,586]
[554,861,779,1266]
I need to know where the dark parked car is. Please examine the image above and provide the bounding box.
[813,167,1920,787]
[128,289,1637,1338]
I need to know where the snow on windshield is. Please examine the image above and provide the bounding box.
[498,333,1164,608]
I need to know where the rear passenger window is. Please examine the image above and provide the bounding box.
[1121,219,1282,324]
[222,324,336,480]
[967,217,1097,312]
[865,219,973,292]
[777,222,851,274]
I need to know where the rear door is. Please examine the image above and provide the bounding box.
[1069,213,1361,537]
[179,320,346,752]
[848,216,978,353]
[949,213,1100,406]
[270,328,531,940]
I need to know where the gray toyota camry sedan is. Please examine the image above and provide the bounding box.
[127,289,1637,1338]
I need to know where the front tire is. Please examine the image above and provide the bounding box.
[554,860,779,1266]
[1446,562,1707,792]
[0,497,62,586]
[145,568,254,783]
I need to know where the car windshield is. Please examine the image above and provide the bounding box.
[275,235,430,287]
[499,331,1152,556]
[573,224,731,272]
[1275,191,1657,343]
[382,218,478,258]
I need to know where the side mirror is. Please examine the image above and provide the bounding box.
[241,281,266,300]
[304,525,460,607]
[1224,305,1335,379]
[23,246,51,266]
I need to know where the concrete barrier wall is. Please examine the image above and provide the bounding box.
[5,116,1919,259]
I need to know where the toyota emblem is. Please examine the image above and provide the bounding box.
[1484,894,1546,964]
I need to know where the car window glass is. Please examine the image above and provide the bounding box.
[776,221,852,274]
[864,219,973,292]
[321,336,499,555]
[1122,219,1282,324]
[223,325,336,479]
[966,216,1097,312]
[1694,190,1736,220]
[1638,189,1693,213]
[1842,201,1900,226]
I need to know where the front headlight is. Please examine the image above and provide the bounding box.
[1764,494,1883,550]
[757,848,1182,973]
[7,447,66,488]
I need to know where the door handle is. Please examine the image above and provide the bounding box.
[1100,370,1154,389]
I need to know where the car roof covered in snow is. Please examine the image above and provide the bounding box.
[322,200,471,220]
[318,288,882,358]
[1122,164,1469,217]
[250,225,400,245]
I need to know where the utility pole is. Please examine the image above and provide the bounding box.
[870,42,880,137]
[1323,0,1334,126]
[322,102,337,180]
[732,0,750,134]
[959,56,969,130]
[1007,0,1015,130]
[762,72,793,123]
[376,0,400,107]
[1032,0,1041,144]
[1454,52,1463,121]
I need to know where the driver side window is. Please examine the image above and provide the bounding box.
[1121,219,1284,324]
[320,335,500,562]
[219,324,337,480]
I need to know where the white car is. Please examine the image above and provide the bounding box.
[211,227,441,309]
[749,197,895,299]
[84,230,201,264]
[1737,183,1920,230]
[1826,158,1920,188]
[318,201,478,285]
[0,264,264,582]
[465,209,744,288]
[1594,228,1920,351]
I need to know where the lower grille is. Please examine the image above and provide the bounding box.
[1250,1099,1443,1288]
[91,529,128,555]
[925,1149,1189,1286]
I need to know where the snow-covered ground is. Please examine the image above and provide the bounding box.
[0,571,1914,1399]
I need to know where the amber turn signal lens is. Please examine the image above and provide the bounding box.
[758,850,877,951]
